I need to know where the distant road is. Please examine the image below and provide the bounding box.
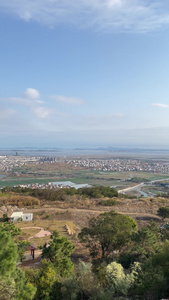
[118,183,144,193]
[118,177,169,196]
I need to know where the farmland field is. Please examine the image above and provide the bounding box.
[1,167,169,191]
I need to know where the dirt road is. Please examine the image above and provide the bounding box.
[25,205,160,229]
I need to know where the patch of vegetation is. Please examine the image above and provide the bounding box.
[127,177,150,183]
[0,193,40,207]
[157,206,169,221]
[2,186,118,202]
[99,199,117,206]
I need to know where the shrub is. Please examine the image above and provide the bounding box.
[99,199,117,206]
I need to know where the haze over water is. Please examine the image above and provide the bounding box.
[1,148,169,161]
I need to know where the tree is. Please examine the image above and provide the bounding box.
[0,229,18,278]
[0,227,36,300]
[157,207,169,221]
[106,261,140,296]
[134,241,169,299]
[26,260,63,300]
[119,222,162,268]
[0,222,22,237]
[131,221,161,261]
[0,222,29,262]
[78,211,137,259]
[42,230,75,277]
[17,240,31,262]
[62,261,99,300]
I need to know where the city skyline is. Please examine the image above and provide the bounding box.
[1,0,169,148]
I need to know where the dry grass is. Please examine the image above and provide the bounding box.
[0,193,40,207]
[28,236,51,248]
[15,218,76,248]
[20,228,40,238]
[16,219,75,232]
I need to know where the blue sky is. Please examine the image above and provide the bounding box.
[1,0,169,148]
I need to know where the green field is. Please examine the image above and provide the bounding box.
[0,177,62,188]
[1,168,169,189]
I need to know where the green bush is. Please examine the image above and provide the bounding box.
[99,199,117,206]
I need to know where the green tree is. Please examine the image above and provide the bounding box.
[78,211,137,259]
[134,241,169,299]
[42,230,75,277]
[131,222,161,261]
[26,261,62,300]
[14,268,36,300]
[62,261,99,300]
[0,228,36,300]
[0,222,29,262]
[36,260,61,300]
[0,229,18,278]
[106,261,140,296]
[157,207,169,221]
[17,240,30,262]
[119,222,161,267]
[0,222,22,237]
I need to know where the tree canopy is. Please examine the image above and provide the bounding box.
[0,226,36,300]
[42,230,75,277]
[2,186,118,202]
[78,211,137,258]
[157,206,169,221]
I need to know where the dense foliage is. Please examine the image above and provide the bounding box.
[157,206,169,220]
[0,223,36,300]
[99,199,117,206]
[79,211,137,258]
[2,186,118,202]
[42,230,75,277]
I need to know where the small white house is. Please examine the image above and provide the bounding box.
[10,212,33,222]
[22,213,33,222]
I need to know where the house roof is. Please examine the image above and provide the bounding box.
[23,213,33,217]
[10,212,23,218]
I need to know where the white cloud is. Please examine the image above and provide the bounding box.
[24,88,40,99]
[0,97,31,105]
[152,103,169,109]
[51,95,84,105]
[0,96,44,106]
[33,106,51,119]
[0,88,44,106]
[0,0,169,32]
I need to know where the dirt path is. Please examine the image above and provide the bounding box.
[21,226,51,239]
[26,206,159,218]
[24,205,160,229]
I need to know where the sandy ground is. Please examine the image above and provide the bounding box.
[21,226,51,239]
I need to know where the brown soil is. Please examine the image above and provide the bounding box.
[24,197,163,229]
[21,227,51,239]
